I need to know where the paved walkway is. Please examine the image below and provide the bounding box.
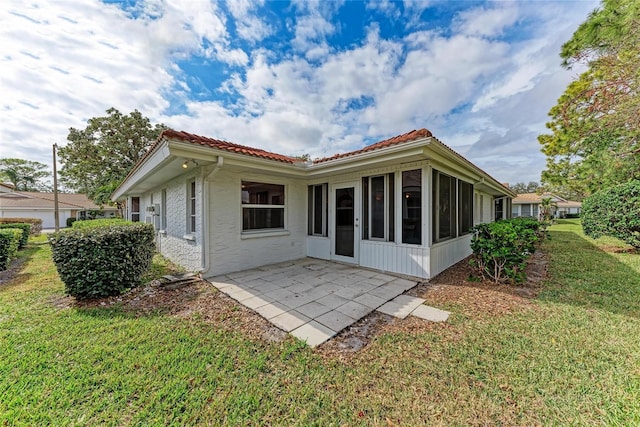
[209,258,449,347]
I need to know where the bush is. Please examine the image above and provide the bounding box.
[0,218,42,235]
[566,213,581,219]
[470,218,542,284]
[582,180,640,248]
[0,228,22,270]
[66,217,77,228]
[72,218,128,229]
[0,223,30,249]
[49,222,155,299]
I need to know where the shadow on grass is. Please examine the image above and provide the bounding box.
[538,229,640,318]
[0,239,49,290]
[73,304,168,320]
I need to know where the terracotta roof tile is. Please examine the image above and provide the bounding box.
[161,129,298,164]
[313,128,433,164]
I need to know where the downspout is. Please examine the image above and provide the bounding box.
[200,155,224,276]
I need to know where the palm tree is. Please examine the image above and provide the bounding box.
[539,197,557,222]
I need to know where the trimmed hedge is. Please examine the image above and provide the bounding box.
[66,217,77,228]
[470,217,542,284]
[0,223,30,249]
[72,218,128,229]
[49,222,155,299]
[0,218,42,236]
[0,228,22,270]
[582,180,640,248]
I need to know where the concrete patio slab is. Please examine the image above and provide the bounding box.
[411,305,450,322]
[208,258,423,346]
[377,295,426,319]
[255,302,288,320]
[354,293,387,309]
[315,310,355,332]
[296,301,332,319]
[270,310,310,332]
[335,300,373,319]
[291,321,336,347]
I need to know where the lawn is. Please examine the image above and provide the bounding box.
[1,220,639,425]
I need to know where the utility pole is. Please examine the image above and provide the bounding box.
[53,143,60,232]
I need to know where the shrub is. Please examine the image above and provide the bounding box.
[470,218,541,284]
[0,223,30,249]
[0,218,42,235]
[566,213,581,219]
[66,217,77,228]
[72,218,128,229]
[49,222,155,299]
[0,228,22,270]
[582,180,640,248]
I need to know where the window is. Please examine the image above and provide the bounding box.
[432,169,474,242]
[521,204,531,217]
[458,180,473,235]
[402,169,421,244]
[131,197,140,222]
[362,174,394,241]
[188,180,196,233]
[495,198,504,221]
[161,189,167,230]
[308,184,327,236]
[242,181,285,231]
[433,171,455,242]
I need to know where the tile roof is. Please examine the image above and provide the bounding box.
[0,192,114,210]
[161,129,299,164]
[513,193,543,203]
[313,128,433,164]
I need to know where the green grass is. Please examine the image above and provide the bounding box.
[1,225,640,425]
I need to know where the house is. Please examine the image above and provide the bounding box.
[512,192,582,219]
[0,191,119,228]
[0,183,15,193]
[112,128,515,280]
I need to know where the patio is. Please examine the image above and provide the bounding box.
[209,258,449,347]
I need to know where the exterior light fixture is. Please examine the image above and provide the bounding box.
[182,159,200,169]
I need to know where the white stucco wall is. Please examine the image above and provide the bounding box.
[0,209,73,229]
[151,173,203,271]
[205,169,308,277]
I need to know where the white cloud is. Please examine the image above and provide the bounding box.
[0,0,600,188]
[454,5,520,38]
[225,0,272,43]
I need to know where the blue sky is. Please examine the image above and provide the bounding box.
[1,0,597,185]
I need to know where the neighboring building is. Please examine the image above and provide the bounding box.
[0,191,118,228]
[0,183,15,193]
[512,192,582,219]
[112,128,515,280]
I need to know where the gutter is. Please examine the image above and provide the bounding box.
[199,155,224,276]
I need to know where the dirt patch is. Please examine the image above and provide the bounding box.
[319,251,547,357]
[50,250,548,357]
[64,280,287,343]
[0,256,28,286]
[598,244,638,254]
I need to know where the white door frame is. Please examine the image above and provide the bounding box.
[330,181,360,264]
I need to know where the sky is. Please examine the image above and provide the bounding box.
[1,0,598,185]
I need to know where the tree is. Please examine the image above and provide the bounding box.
[58,108,167,205]
[539,0,640,197]
[0,158,50,191]
[581,180,640,248]
[539,197,557,222]
[510,181,540,194]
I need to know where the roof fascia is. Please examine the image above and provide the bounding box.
[112,140,171,200]
[168,141,308,178]
[307,138,430,177]
[429,141,516,197]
